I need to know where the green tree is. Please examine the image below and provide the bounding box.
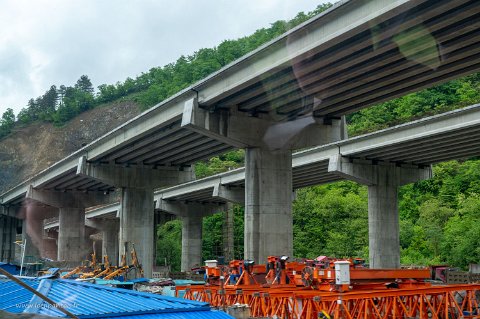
[156,220,182,271]
[0,108,15,137]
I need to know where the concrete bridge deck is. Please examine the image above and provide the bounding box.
[41,104,480,227]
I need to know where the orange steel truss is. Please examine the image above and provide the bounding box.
[178,284,480,319]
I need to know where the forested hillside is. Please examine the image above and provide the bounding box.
[1,3,479,271]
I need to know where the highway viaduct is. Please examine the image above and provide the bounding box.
[1,0,480,277]
[40,104,480,271]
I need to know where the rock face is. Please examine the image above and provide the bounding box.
[0,101,142,193]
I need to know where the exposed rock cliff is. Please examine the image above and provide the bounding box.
[0,101,142,193]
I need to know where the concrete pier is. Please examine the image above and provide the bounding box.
[17,205,57,261]
[102,221,119,263]
[77,157,195,277]
[245,148,293,262]
[0,213,20,263]
[26,186,111,263]
[328,155,432,268]
[181,214,203,271]
[119,187,154,275]
[223,203,235,261]
[157,200,224,271]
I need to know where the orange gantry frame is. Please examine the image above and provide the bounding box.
[177,257,479,319]
[178,283,480,319]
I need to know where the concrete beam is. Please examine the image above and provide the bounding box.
[182,98,346,150]
[212,184,244,204]
[85,203,120,219]
[328,154,432,186]
[77,156,194,189]
[157,200,225,217]
[195,0,418,105]
[26,185,113,209]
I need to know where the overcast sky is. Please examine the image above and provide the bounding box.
[0,0,328,116]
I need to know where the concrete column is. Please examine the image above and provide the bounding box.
[26,186,112,264]
[368,180,400,268]
[157,201,224,272]
[328,155,432,268]
[58,208,86,262]
[43,237,58,261]
[119,187,154,277]
[181,214,203,272]
[22,219,41,261]
[102,221,119,265]
[223,203,235,261]
[77,157,195,278]
[0,214,20,263]
[244,148,293,263]
[20,205,58,261]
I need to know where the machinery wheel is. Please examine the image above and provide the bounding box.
[301,266,314,287]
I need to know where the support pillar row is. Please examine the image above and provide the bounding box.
[328,155,432,268]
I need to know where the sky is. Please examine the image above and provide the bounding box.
[0,0,328,116]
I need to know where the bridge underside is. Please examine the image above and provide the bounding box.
[201,0,480,120]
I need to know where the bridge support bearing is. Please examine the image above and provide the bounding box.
[245,147,293,263]
[328,155,432,268]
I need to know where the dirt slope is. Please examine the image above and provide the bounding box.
[0,101,142,193]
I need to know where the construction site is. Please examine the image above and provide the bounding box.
[1,0,480,318]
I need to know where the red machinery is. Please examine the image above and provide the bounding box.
[179,256,480,319]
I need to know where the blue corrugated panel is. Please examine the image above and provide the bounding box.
[0,277,234,319]
[0,278,39,313]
